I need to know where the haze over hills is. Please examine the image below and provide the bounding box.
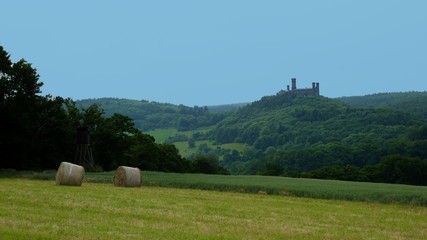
[76,91,427,130]
[337,92,427,119]
[76,98,234,131]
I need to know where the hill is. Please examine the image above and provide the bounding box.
[211,92,427,177]
[76,98,231,131]
[214,93,420,148]
[206,102,248,113]
[337,92,427,119]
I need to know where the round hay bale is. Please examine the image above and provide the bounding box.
[113,166,142,187]
[55,162,85,186]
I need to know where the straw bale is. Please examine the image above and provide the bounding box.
[113,166,142,187]
[55,162,85,186]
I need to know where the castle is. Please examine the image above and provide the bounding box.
[284,78,320,96]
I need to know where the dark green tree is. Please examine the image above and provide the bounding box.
[191,155,229,175]
[0,45,73,169]
[377,155,427,185]
[91,113,139,170]
[188,137,196,148]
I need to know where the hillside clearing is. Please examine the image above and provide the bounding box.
[146,128,178,143]
[1,179,426,239]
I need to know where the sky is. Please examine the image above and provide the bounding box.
[1,0,426,106]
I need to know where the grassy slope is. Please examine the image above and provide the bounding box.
[146,128,178,143]
[1,179,426,240]
[146,128,211,158]
[172,140,250,158]
[147,127,250,158]
[173,140,205,157]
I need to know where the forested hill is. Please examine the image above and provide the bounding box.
[206,103,248,113]
[213,92,427,177]
[76,92,427,133]
[337,92,427,119]
[214,93,421,149]
[76,98,232,131]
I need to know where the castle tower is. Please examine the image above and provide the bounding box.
[316,82,320,96]
[291,78,296,90]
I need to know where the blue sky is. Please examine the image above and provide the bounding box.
[1,0,426,106]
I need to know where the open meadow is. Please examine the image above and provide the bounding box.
[1,177,427,239]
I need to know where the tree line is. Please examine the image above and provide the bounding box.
[77,98,229,131]
[338,92,427,120]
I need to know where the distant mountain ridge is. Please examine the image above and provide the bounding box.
[76,98,235,131]
[76,92,427,131]
[336,91,427,119]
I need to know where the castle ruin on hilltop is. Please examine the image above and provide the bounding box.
[283,78,320,96]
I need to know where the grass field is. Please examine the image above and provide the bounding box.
[3,170,427,206]
[172,140,244,158]
[173,140,210,157]
[1,179,426,239]
[220,143,251,152]
[146,127,250,158]
[139,172,427,206]
[165,138,251,158]
[146,128,178,143]
[147,127,213,144]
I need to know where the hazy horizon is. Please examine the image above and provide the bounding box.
[76,90,427,108]
[2,1,426,106]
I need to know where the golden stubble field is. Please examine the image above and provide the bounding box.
[1,179,426,239]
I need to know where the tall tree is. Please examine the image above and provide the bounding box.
[0,45,73,169]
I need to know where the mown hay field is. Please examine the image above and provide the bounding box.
[1,179,426,239]
[4,170,427,205]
